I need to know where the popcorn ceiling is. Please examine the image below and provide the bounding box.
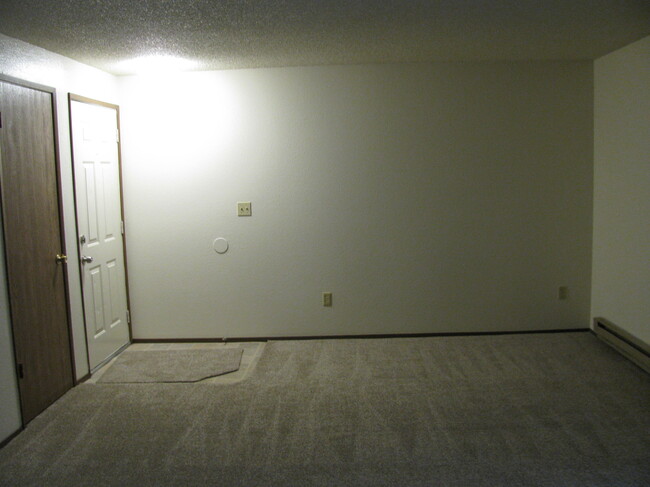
[0,0,649,75]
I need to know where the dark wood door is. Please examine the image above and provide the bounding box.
[0,79,74,424]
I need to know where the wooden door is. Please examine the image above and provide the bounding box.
[0,78,74,424]
[70,98,130,369]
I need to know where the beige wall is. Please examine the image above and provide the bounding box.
[120,62,594,339]
[593,36,650,345]
[0,34,119,441]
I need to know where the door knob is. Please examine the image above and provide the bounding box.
[55,254,67,264]
[81,255,94,264]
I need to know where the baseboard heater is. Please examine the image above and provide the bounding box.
[593,317,650,373]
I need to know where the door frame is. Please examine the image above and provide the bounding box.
[68,94,133,371]
[0,74,77,425]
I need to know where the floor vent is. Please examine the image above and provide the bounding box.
[593,317,650,373]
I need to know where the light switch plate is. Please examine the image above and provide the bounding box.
[323,292,333,307]
[237,202,252,217]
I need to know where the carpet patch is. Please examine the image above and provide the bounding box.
[97,348,243,383]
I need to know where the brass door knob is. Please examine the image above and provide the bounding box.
[55,254,68,264]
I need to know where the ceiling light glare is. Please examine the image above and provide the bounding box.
[116,55,198,75]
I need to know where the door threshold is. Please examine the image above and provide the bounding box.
[90,342,131,376]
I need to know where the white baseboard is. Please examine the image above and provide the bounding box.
[593,317,650,374]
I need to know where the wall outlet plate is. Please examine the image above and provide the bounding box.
[237,202,252,216]
[323,292,333,307]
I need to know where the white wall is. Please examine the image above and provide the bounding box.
[0,34,598,443]
[120,62,594,339]
[593,36,650,345]
[0,34,119,442]
[0,210,21,443]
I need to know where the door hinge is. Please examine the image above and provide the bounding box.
[0,111,2,128]
[17,363,24,379]
[126,310,131,324]
[121,220,125,235]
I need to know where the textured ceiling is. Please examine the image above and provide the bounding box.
[1,0,650,75]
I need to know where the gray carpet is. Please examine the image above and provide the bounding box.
[97,349,243,383]
[0,332,649,486]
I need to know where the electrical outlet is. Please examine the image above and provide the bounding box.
[558,286,568,300]
[323,292,333,307]
[237,202,252,217]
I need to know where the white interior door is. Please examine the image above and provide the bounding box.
[70,99,130,370]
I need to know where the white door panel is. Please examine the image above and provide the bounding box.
[71,100,130,370]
